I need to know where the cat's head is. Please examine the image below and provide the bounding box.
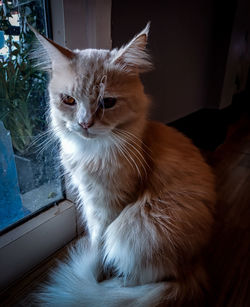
[31,23,152,141]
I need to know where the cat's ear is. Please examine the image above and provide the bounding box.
[29,25,75,71]
[112,22,152,74]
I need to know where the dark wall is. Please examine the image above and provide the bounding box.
[111,0,237,123]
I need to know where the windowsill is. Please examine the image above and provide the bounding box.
[0,200,77,290]
[0,235,75,306]
[21,182,63,213]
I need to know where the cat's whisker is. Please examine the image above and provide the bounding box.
[31,129,55,145]
[115,128,152,153]
[117,131,152,160]
[30,135,55,152]
[113,140,145,179]
[28,128,54,147]
[112,132,149,177]
[30,126,65,157]
[111,135,140,177]
[116,138,145,180]
[34,141,57,156]
[111,139,136,176]
[111,133,142,179]
[114,131,151,170]
[114,128,153,162]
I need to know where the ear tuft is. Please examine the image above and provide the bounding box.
[28,24,75,71]
[111,22,152,74]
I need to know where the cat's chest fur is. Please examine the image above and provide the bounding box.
[60,134,139,241]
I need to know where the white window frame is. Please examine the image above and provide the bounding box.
[0,0,111,290]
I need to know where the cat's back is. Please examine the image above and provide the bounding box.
[144,120,206,164]
[143,120,215,205]
[144,120,200,155]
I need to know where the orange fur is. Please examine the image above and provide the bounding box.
[33,23,216,306]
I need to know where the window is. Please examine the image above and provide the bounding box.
[0,0,76,289]
[0,0,111,290]
[0,0,63,233]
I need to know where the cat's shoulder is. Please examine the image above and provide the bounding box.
[144,121,214,190]
[144,120,192,146]
[143,120,205,163]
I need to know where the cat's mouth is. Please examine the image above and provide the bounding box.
[65,122,95,139]
[66,122,109,139]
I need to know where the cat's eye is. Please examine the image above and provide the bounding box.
[62,95,76,106]
[99,97,117,109]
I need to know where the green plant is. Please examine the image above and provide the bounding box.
[0,0,47,155]
[0,54,47,154]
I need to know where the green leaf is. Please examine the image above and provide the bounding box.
[12,49,19,56]
[13,41,20,49]
[20,62,27,71]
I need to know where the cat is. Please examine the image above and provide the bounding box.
[31,23,216,306]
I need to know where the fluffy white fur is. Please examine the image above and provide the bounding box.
[32,23,215,306]
[37,239,166,307]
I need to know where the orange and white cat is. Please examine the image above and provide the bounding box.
[32,24,215,306]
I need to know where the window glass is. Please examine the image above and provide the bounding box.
[0,0,63,232]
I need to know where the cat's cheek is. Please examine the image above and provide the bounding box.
[65,121,79,132]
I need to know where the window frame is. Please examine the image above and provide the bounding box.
[0,0,111,290]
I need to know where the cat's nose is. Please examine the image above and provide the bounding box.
[79,120,94,129]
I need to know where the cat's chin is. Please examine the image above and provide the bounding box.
[77,130,97,140]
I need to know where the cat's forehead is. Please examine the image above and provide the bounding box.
[74,49,111,75]
[56,49,113,99]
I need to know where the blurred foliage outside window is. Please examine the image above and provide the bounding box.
[0,0,63,232]
[0,0,47,154]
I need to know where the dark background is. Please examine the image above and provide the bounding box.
[111,0,250,149]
